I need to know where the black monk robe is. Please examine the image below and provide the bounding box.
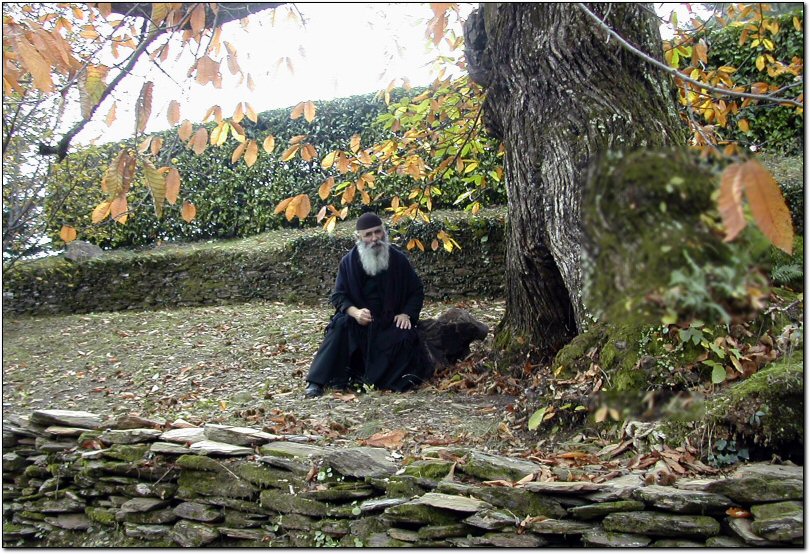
[306,245,433,391]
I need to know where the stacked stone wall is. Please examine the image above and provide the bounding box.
[3,409,803,547]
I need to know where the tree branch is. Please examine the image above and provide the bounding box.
[576,3,803,109]
[106,3,285,28]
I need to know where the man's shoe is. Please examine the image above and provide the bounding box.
[305,382,324,398]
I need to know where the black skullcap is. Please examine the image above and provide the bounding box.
[356,212,383,231]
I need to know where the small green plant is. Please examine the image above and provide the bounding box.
[313,530,340,548]
[707,438,749,467]
[749,409,766,427]
[316,467,333,482]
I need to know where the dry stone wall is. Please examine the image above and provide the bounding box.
[3,409,803,547]
[2,212,506,316]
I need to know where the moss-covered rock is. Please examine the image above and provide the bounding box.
[176,470,257,499]
[259,489,329,517]
[85,507,117,526]
[234,462,304,490]
[102,444,149,463]
[402,460,454,479]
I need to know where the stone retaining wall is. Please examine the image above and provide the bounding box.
[2,212,506,316]
[3,409,803,547]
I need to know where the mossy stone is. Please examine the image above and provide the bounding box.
[382,502,461,526]
[259,489,329,517]
[402,460,454,479]
[177,470,257,499]
[234,462,303,490]
[176,454,224,472]
[102,444,149,463]
[85,507,117,526]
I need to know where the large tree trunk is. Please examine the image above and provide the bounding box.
[465,3,686,355]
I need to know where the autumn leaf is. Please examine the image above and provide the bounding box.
[143,161,166,218]
[135,81,154,134]
[350,134,361,153]
[167,100,180,125]
[79,65,109,119]
[741,160,794,254]
[363,429,407,448]
[726,507,752,519]
[274,197,294,215]
[231,141,247,164]
[718,162,748,243]
[290,101,305,120]
[190,4,206,37]
[319,177,335,200]
[300,144,317,162]
[190,127,208,155]
[244,140,259,167]
[232,102,245,123]
[321,150,338,169]
[13,34,53,92]
[150,137,163,156]
[181,201,196,223]
[137,136,151,154]
[91,201,111,223]
[105,101,117,127]
[280,144,300,162]
[60,225,77,243]
[303,100,316,123]
[164,167,181,204]
[110,193,128,224]
[178,120,193,141]
[263,135,276,153]
[245,102,258,123]
[284,194,311,221]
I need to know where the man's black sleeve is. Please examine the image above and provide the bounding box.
[329,257,354,313]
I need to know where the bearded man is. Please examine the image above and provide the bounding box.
[304,212,432,398]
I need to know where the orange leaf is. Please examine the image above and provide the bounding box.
[262,135,276,153]
[150,137,163,156]
[741,160,794,254]
[191,127,208,155]
[136,81,153,134]
[303,100,316,123]
[726,507,752,519]
[318,177,335,200]
[301,144,317,162]
[60,225,77,243]
[167,99,180,126]
[244,140,259,167]
[294,194,311,220]
[290,101,305,120]
[316,205,327,223]
[231,141,247,164]
[178,120,193,141]
[105,101,117,127]
[718,163,747,243]
[110,193,128,224]
[363,429,407,449]
[350,134,361,153]
[232,102,244,123]
[280,145,299,162]
[274,197,294,215]
[181,201,196,223]
[189,4,205,36]
[245,102,258,123]
[164,168,181,204]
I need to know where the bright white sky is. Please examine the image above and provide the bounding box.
[75,3,692,146]
[77,3,453,144]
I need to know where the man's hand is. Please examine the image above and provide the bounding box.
[394,313,412,330]
[349,307,373,326]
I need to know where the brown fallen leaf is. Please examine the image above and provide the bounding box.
[726,507,752,519]
[363,429,407,449]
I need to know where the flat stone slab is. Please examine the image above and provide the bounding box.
[523,481,604,494]
[107,415,166,430]
[124,523,171,540]
[35,498,87,513]
[471,531,547,547]
[528,518,598,535]
[706,475,803,504]
[751,501,803,542]
[120,497,169,513]
[569,500,645,520]
[188,440,253,456]
[150,441,192,455]
[100,428,163,445]
[632,484,733,513]
[359,497,410,514]
[584,473,644,502]
[259,489,328,517]
[417,523,473,540]
[43,513,91,530]
[258,455,311,474]
[602,511,720,538]
[463,508,518,530]
[160,427,207,444]
[727,517,781,546]
[169,519,220,547]
[650,539,706,547]
[460,451,541,481]
[733,462,803,481]
[387,527,420,542]
[413,492,492,513]
[582,528,651,547]
[259,441,330,459]
[323,447,398,478]
[44,426,91,437]
[30,409,103,429]
[217,527,273,540]
[203,424,280,446]
[705,535,747,547]
[173,501,222,523]
[437,481,567,519]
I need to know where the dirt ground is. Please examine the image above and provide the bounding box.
[2,298,553,458]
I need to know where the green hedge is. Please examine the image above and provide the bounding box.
[701,9,803,154]
[45,89,505,250]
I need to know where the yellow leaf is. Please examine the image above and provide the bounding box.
[151,3,171,24]
[91,201,111,223]
[230,121,245,143]
[341,185,356,205]
[303,100,316,123]
[245,102,258,123]
[210,121,230,146]
[321,150,338,169]
[301,144,317,162]
[164,167,181,204]
[718,65,736,74]
[594,405,608,423]
[181,201,196,223]
[105,101,117,127]
[350,134,361,153]
[794,16,802,32]
[281,145,299,162]
[316,205,327,223]
[231,141,247,164]
[290,101,305,120]
[319,177,335,200]
[244,140,259,167]
[294,194,311,220]
[232,102,244,123]
[143,161,166,219]
[178,120,193,141]
[325,215,337,233]
[13,34,53,92]
[79,65,109,119]
[737,119,750,133]
[137,136,151,154]
[110,193,128,224]
[60,225,77,243]
[191,127,208,155]
[274,197,294,215]
[756,55,765,71]
[741,160,794,254]
[167,99,180,126]
[263,135,276,153]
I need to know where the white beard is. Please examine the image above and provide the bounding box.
[357,239,390,276]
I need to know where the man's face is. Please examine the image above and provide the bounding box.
[358,225,385,249]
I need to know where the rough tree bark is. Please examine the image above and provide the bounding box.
[464,3,687,355]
